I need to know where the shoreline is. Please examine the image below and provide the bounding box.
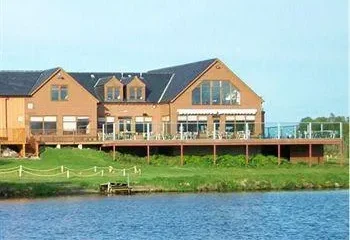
[0,184,348,200]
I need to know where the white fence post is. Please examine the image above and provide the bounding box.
[19,165,22,178]
[67,170,70,179]
[213,123,216,140]
[123,169,126,176]
[113,123,116,141]
[147,123,150,141]
[102,124,105,141]
[134,166,137,173]
[94,166,97,172]
[309,122,312,139]
[180,123,184,140]
[245,123,249,139]
[109,166,113,173]
[101,170,104,177]
[61,165,64,173]
[277,123,281,139]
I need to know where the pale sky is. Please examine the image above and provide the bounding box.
[0,0,348,122]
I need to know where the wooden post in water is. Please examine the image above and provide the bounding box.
[245,144,249,165]
[308,144,312,167]
[277,144,281,165]
[213,144,217,165]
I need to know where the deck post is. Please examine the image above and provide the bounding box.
[147,145,150,164]
[113,123,116,141]
[35,141,39,157]
[308,144,312,167]
[180,144,184,166]
[277,144,281,165]
[245,144,249,165]
[147,123,150,141]
[213,144,217,165]
[113,145,116,161]
[277,123,281,139]
[22,144,26,158]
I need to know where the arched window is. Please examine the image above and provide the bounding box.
[192,80,240,105]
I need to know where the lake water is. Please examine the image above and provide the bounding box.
[0,190,348,240]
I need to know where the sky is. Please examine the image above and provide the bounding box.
[0,0,348,122]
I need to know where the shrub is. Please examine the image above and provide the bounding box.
[184,155,212,167]
[216,154,246,167]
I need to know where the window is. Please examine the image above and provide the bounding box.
[106,87,121,101]
[192,80,240,105]
[129,87,143,100]
[135,116,152,134]
[177,116,208,134]
[30,116,57,135]
[212,81,221,105]
[201,81,210,105]
[192,87,200,105]
[118,117,132,132]
[63,116,90,135]
[51,85,68,101]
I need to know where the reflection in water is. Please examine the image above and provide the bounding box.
[0,191,348,240]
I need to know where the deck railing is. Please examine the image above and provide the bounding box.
[0,122,343,144]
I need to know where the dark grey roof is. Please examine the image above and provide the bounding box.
[30,68,60,94]
[0,58,218,102]
[148,58,217,102]
[95,76,115,87]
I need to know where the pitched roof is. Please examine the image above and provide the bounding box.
[0,71,44,96]
[147,58,217,102]
[0,58,218,102]
[30,68,60,94]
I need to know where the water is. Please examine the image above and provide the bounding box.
[0,190,348,240]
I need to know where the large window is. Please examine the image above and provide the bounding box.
[106,87,121,101]
[51,85,68,101]
[129,87,143,100]
[135,116,152,134]
[192,80,240,105]
[63,116,90,135]
[30,116,57,135]
[177,116,207,134]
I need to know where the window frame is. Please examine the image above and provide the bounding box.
[191,80,240,105]
[51,85,68,101]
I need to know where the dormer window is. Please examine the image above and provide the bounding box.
[106,87,121,101]
[129,87,143,100]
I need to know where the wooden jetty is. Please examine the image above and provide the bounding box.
[99,182,132,195]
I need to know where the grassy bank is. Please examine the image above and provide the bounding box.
[0,147,348,198]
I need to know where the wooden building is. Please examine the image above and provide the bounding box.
[0,58,343,163]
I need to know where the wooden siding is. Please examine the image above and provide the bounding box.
[0,97,26,142]
[25,69,98,137]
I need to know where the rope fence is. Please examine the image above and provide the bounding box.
[0,165,141,179]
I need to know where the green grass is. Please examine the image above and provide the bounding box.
[0,147,348,198]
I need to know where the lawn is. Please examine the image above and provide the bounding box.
[0,147,348,198]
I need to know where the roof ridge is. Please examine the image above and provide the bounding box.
[148,58,217,73]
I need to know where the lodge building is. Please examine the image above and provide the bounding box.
[0,58,343,164]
